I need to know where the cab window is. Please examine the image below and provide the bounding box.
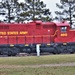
[61,26,67,32]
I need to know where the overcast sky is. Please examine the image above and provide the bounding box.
[19,0,60,17]
[41,0,60,16]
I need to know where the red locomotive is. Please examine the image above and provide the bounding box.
[0,21,75,56]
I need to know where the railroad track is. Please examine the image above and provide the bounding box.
[0,52,52,57]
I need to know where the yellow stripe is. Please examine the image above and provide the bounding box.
[47,44,50,46]
[25,44,29,46]
[37,44,41,46]
[63,43,67,45]
[10,44,14,47]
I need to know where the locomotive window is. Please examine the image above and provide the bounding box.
[61,26,67,32]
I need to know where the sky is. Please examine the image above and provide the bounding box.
[19,0,60,17]
[41,0,60,16]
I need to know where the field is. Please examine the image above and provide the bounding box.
[0,54,75,75]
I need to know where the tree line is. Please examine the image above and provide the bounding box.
[0,0,52,23]
[55,0,75,28]
[0,0,75,27]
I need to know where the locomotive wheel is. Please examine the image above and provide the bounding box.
[12,52,17,56]
[52,49,57,54]
[7,48,18,56]
[8,51,12,56]
[22,48,31,54]
[69,49,74,54]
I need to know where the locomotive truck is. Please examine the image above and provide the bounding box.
[0,21,75,56]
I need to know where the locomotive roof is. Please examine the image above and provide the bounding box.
[0,21,70,27]
[55,22,70,27]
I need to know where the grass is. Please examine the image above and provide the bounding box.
[0,54,75,65]
[0,54,75,75]
[0,66,75,75]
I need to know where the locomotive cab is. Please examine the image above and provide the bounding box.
[55,22,70,43]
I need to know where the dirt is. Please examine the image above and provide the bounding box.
[0,62,75,68]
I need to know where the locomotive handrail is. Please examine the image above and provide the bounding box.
[51,30,58,37]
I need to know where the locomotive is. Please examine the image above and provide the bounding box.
[0,21,75,56]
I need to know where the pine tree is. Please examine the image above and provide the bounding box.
[18,0,52,22]
[55,0,75,28]
[0,0,19,23]
[0,0,52,23]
